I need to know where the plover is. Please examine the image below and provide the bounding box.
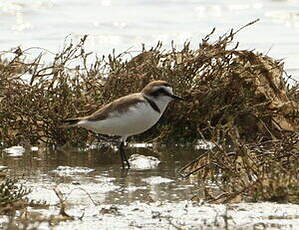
[62,80,183,168]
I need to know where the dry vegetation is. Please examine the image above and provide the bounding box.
[0,177,79,229]
[0,176,49,229]
[0,20,299,204]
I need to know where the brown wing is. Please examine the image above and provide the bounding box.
[86,93,146,121]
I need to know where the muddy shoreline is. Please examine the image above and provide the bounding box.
[0,145,298,229]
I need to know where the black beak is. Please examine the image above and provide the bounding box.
[171,94,184,100]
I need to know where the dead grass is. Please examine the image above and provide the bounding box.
[180,133,299,203]
[0,20,299,203]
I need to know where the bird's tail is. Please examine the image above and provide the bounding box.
[60,117,83,128]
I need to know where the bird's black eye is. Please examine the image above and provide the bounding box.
[150,87,171,98]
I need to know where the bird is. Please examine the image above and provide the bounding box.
[62,80,183,169]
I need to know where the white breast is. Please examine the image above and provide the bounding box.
[78,102,162,137]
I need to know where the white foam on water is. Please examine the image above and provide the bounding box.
[0,165,8,171]
[195,140,216,150]
[142,176,174,185]
[30,146,39,151]
[3,145,25,157]
[128,154,160,170]
[129,143,153,148]
[51,166,95,176]
[49,201,299,230]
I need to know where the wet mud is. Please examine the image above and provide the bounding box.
[0,144,298,229]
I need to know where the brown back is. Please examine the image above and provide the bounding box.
[87,93,145,121]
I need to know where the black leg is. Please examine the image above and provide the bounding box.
[119,141,130,169]
[119,141,125,169]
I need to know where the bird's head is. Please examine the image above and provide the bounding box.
[142,80,183,106]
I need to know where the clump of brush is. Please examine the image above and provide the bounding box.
[1,20,299,203]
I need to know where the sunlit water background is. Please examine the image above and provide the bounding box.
[1,0,299,80]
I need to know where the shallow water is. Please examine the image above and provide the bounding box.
[1,0,299,80]
[2,145,198,205]
[0,144,299,229]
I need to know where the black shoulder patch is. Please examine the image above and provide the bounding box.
[143,96,161,114]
